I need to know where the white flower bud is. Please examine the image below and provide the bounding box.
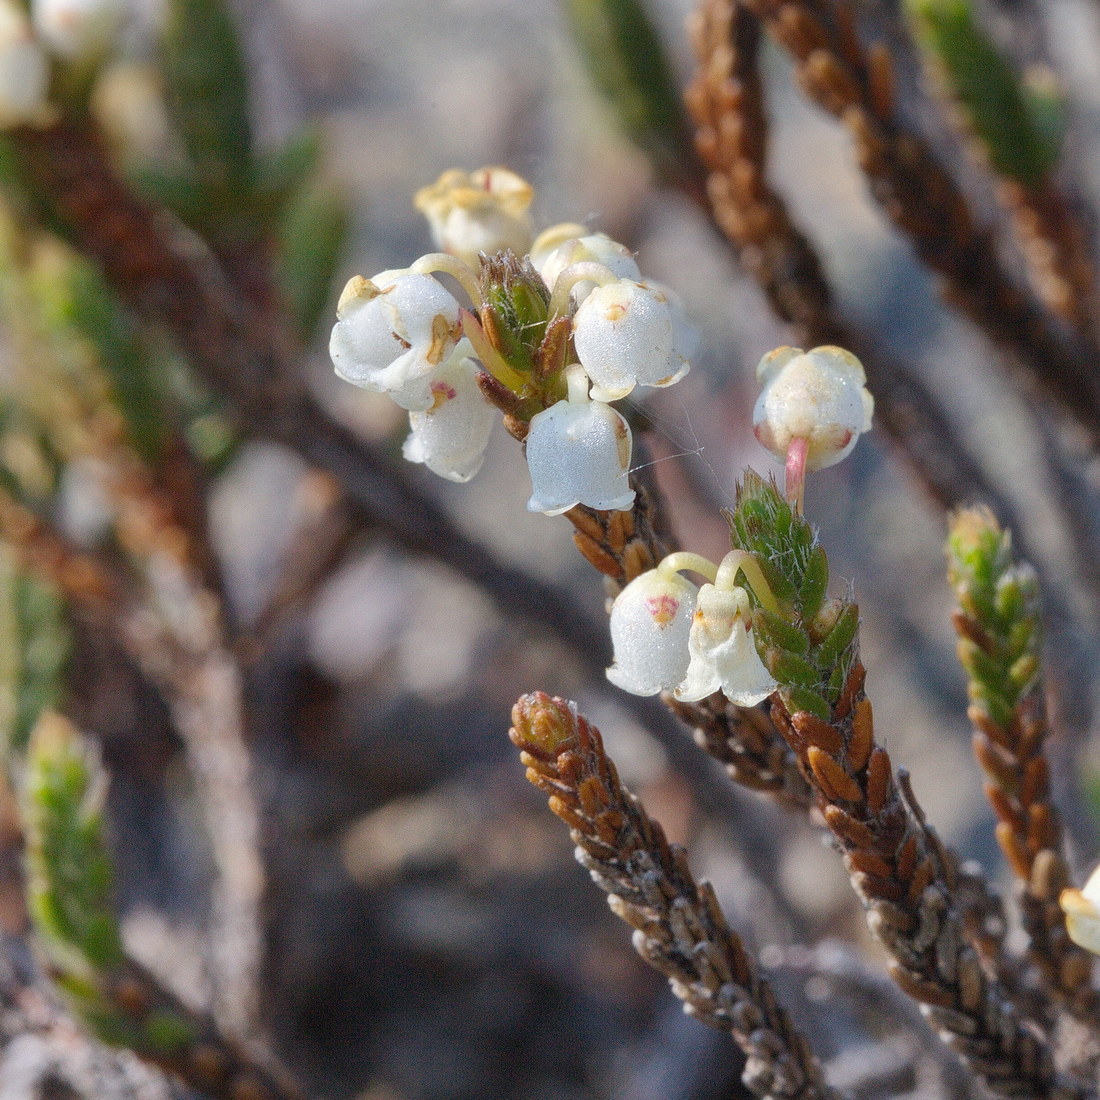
[573,279,690,402]
[0,2,49,128]
[1061,864,1100,956]
[32,0,123,60]
[330,271,462,412]
[674,584,776,704]
[413,166,534,267]
[606,568,697,696]
[753,345,874,472]
[536,232,641,306]
[525,377,635,515]
[401,343,494,483]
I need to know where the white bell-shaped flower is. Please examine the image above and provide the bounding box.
[32,0,124,59]
[537,232,641,307]
[525,366,635,515]
[674,584,777,704]
[573,279,691,402]
[753,345,874,472]
[0,2,49,128]
[606,568,698,696]
[413,166,534,267]
[1061,863,1100,956]
[401,342,494,483]
[330,271,462,412]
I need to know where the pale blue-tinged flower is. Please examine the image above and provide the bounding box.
[572,279,690,402]
[32,0,123,59]
[525,367,635,515]
[0,1,48,127]
[674,584,776,704]
[1062,864,1100,956]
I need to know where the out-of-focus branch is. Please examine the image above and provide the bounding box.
[684,0,1029,519]
[735,0,1100,452]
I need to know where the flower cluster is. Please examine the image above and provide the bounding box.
[606,551,778,704]
[330,167,693,513]
[0,0,124,127]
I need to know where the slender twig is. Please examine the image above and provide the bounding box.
[947,508,1100,1034]
[510,692,843,1100]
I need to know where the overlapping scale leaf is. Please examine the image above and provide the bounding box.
[728,472,860,712]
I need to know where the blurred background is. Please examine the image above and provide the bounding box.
[4,0,1100,1097]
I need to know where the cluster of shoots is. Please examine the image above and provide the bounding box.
[333,163,1100,979]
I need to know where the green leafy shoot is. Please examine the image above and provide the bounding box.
[23,713,124,978]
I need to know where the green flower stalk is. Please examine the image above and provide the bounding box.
[947,506,1098,1021]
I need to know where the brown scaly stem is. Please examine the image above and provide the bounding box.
[728,0,1100,452]
[510,692,843,1100]
[769,664,1090,1098]
[947,508,1100,1032]
[731,475,1089,1096]
[1000,179,1100,338]
[565,478,671,593]
[668,694,812,809]
[684,0,1024,520]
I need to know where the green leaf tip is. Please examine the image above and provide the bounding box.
[946,507,1042,715]
[0,552,69,763]
[162,0,255,219]
[905,0,1061,187]
[728,474,860,717]
[24,713,124,976]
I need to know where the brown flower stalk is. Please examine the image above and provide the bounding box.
[510,692,842,1100]
[769,661,1089,1097]
[731,0,1100,450]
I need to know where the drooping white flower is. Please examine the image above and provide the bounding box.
[402,342,494,483]
[1061,864,1100,956]
[0,2,49,128]
[32,0,123,60]
[674,583,776,704]
[329,271,462,412]
[606,568,698,696]
[572,279,690,402]
[537,232,641,307]
[525,366,635,515]
[413,166,534,267]
[753,345,874,472]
